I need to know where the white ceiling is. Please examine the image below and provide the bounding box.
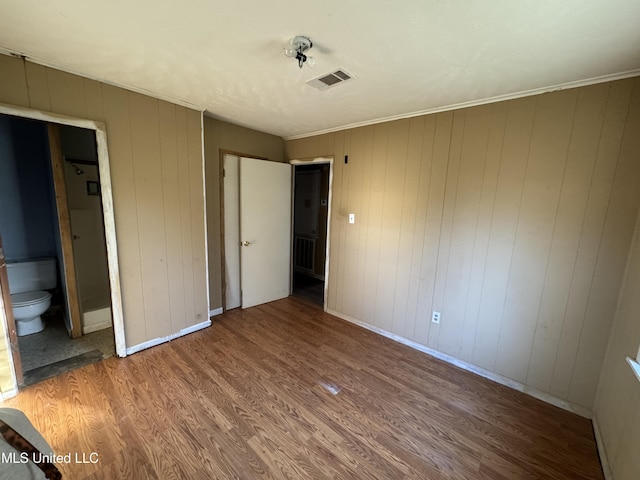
[1,0,639,139]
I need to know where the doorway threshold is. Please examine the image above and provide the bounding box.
[22,350,104,386]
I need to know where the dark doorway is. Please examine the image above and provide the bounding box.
[292,163,330,305]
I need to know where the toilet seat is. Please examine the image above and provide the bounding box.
[10,291,52,308]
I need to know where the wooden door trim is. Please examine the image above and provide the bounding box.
[48,124,83,339]
[0,235,23,386]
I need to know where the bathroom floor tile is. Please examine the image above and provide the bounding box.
[17,310,115,379]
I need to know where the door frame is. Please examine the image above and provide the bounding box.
[0,103,127,386]
[290,157,334,312]
[0,234,23,386]
[48,124,83,339]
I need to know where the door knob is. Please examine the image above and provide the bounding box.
[241,241,251,247]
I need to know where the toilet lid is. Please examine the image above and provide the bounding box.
[10,291,52,308]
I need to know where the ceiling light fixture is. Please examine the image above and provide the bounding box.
[284,36,316,69]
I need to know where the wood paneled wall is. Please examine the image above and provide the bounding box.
[594,193,640,480]
[203,117,284,310]
[0,54,208,352]
[285,78,640,409]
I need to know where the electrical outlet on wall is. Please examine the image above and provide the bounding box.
[432,311,441,324]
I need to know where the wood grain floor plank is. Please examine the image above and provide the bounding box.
[2,297,603,479]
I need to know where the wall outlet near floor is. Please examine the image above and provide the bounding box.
[432,311,441,324]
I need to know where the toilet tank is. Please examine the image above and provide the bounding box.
[5,258,57,294]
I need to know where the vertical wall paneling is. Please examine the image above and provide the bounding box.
[403,116,436,340]
[284,77,640,410]
[526,84,609,392]
[330,131,347,312]
[495,91,577,382]
[338,128,357,316]
[187,110,207,324]
[360,124,389,323]
[158,102,187,333]
[338,130,361,316]
[568,78,640,405]
[83,78,105,120]
[471,97,536,371]
[46,69,87,119]
[350,127,374,320]
[129,94,171,339]
[439,106,491,357]
[459,103,507,362]
[413,111,453,345]
[100,84,147,346]
[175,107,197,326]
[392,117,426,337]
[428,110,465,351]
[375,120,410,332]
[24,62,51,111]
[0,54,29,106]
[549,81,633,399]
[594,197,640,480]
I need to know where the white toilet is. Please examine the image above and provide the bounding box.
[6,258,57,336]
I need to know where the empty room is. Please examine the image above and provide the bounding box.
[0,1,639,479]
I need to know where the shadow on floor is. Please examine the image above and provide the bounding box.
[18,310,115,386]
[292,272,324,306]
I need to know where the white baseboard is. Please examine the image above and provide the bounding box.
[592,416,613,480]
[82,320,112,335]
[82,306,113,334]
[209,307,223,318]
[125,319,211,355]
[0,387,18,402]
[327,308,592,419]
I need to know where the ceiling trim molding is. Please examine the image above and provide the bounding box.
[0,48,206,113]
[283,69,640,141]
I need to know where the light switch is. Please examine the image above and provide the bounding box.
[349,213,355,224]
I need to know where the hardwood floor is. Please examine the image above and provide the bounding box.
[2,297,603,479]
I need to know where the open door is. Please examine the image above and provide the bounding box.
[223,155,292,310]
[0,234,23,386]
[239,157,292,308]
[48,124,83,338]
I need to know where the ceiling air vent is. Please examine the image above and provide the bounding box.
[307,69,354,90]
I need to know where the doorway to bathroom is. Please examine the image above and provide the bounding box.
[0,111,124,387]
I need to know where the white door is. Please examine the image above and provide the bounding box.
[239,157,292,308]
[223,155,292,310]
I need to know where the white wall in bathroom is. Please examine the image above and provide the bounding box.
[65,162,111,313]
